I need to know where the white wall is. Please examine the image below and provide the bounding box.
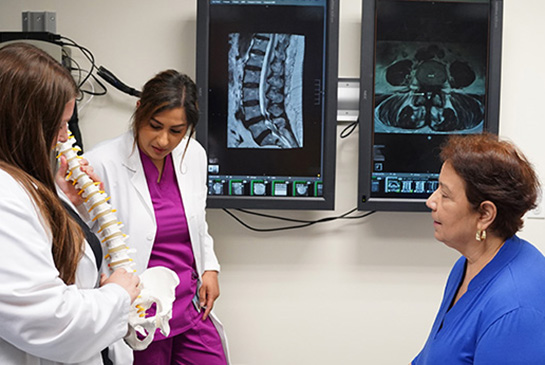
[1,1,544,364]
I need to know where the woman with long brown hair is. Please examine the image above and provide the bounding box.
[0,42,140,364]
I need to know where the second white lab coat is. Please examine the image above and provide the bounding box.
[0,168,131,365]
[86,131,229,362]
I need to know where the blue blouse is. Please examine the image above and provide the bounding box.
[413,235,545,364]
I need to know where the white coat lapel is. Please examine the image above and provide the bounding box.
[121,134,155,221]
[172,136,202,275]
[173,136,191,213]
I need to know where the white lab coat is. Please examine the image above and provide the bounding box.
[0,168,131,365]
[85,131,229,361]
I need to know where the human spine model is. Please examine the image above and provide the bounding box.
[56,133,179,350]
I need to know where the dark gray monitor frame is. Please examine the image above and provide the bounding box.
[196,0,339,210]
[358,0,503,212]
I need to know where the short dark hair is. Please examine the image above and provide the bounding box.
[440,133,541,239]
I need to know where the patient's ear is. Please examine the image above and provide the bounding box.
[477,200,497,230]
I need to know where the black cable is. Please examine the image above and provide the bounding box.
[340,211,378,219]
[81,73,108,96]
[96,66,141,97]
[234,208,316,224]
[60,37,140,98]
[69,66,108,96]
[59,36,97,89]
[340,118,359,139]
[63,52,86,101]
[66,64,107,97]
[222,207,376,232]
[62,50,82,84]
[67,66,85,101]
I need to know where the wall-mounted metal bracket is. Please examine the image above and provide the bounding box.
[337,77,360,123]
[22,11,57,33]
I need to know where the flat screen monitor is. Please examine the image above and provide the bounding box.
[196,0,339,210]
[358,0,503,211]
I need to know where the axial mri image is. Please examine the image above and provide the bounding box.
[375,42,486,134]
[228,32,304,149]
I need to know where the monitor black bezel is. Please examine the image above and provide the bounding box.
[357,0,503,212]
[196,0,339,210]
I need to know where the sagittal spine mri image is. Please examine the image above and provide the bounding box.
[228,32,304,149]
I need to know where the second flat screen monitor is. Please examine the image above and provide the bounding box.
[196,0,339,210]
[358,0,503,211]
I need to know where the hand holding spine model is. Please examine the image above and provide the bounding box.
[56,132,179,350]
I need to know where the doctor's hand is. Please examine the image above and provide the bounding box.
[56,154,104,206]
[101,269,141,303]
[199,270,220,321]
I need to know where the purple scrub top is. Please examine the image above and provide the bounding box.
[140,149,201,339]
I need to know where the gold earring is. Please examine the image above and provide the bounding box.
[476,230,487,241]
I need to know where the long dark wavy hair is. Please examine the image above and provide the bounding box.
[132,69,199,155]
[0,42,84,284]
